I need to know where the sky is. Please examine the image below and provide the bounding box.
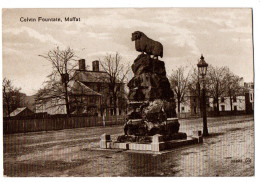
[2,8,254,96]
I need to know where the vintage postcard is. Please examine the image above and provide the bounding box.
[2,8,254,177]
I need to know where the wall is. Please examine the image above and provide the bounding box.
[35,98,67,115]
[178,101,191,113]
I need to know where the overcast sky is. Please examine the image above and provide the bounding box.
[2,8,253,96]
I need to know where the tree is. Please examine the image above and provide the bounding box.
[99,53,130,115]
[2,78,23,117]
[223,69,243,112]
[169,66,190,115]
[206,65,229,115]
[38,47,78,116]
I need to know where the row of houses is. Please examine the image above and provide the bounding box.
[178,82,254,117]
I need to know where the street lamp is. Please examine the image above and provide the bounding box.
[197,54,209,136]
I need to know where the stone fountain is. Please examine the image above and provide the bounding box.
[100,31,202,152]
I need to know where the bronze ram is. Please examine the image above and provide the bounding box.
[131,31,163,59]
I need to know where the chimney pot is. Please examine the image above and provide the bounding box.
[79,59,86,71]
[92,60,99,72]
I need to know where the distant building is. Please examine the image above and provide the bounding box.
[177,83,253,117]
[244,82,254,90]
[244,82,254,113]
[209,96,245,112]
[177,92,207,118]
[10,107,34,117]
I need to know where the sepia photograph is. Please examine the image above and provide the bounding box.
[2,6,255,177]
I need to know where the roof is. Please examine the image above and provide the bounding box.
[74,70,110,83]
[74,70,123,84]
[71,81,102,96]
[10,107,33,117]
[36,80,101,102]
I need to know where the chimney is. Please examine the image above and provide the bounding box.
[78,59,86,71]
[92,60,99,72]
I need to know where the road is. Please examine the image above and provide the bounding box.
[3,115,254,176]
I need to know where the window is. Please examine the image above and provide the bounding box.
[233,96,237,102]
[181,107,185,111]
[250,93,253,102]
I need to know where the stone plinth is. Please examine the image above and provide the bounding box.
[100,131,202,153]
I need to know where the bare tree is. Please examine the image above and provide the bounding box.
[99,53,130,115]
[2,78,22,117]
[206,65,229,115]
[223,69,243,112]
[169,66,190,115]
[38,47,78,116]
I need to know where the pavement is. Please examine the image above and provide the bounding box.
[3,115,254,176]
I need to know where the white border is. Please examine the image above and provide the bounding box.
[0,0,259,181]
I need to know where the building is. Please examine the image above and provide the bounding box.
[244,82,254,113]
[35,91,67,115]
[209,96,245,112]
[70,80,102,116]
[35,59,126,116]
[73,59,126,116]
[177,93,205,118]
[10,107,34,118]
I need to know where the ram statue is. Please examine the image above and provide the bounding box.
[131,31,163,59]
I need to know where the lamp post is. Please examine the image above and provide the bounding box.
[197,54,209,136]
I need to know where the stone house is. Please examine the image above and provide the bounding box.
[73,59,126,116]
[35,59,126,116]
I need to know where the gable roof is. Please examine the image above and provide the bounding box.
[71,81,102,96]
[36,80,101,102]
[10,107,33,117]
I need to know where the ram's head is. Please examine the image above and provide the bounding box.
[131,31,143,41]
